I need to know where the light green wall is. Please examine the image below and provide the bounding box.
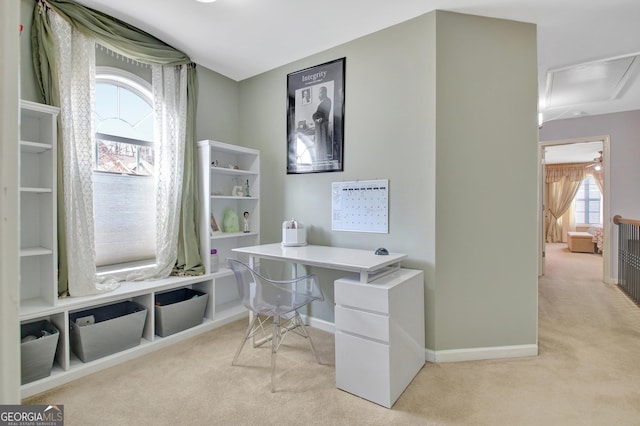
[20,0,38,103]
[18,0,539,352]
[196,66,240,143]
[239,11,538,350]
[239,13,437,326]
[3,0,23,404]
[434,12,539,349]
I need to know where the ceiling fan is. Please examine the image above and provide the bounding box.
[587,151,603,169]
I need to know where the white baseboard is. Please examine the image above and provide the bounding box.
[426,344,538,363]
[301,314,335,334]
[301,314,538,364]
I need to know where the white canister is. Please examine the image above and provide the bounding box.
[282,219,306,246]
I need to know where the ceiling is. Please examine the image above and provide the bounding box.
[75,0,640,124]
[544,141,603,165]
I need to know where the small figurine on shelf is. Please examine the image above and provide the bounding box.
[243,211,250,233]
[244,179,251,197]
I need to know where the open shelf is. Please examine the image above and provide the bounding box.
[211,195,259,200]
[20,297,56,320]
[198,140,260,274]
[19,117,256,398]
[20,141,53,153]
[211,231,259,240]
[20,246,54,257]
[20,271,247,398]
[20,187,52,193]
[210,166,256,176]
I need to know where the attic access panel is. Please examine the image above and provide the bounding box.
[545,55,639,108]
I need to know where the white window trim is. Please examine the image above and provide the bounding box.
[94,66,156,274]
[96,66,152,101]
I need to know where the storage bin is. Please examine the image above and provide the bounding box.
[155,288,209,337]
[69,300,147,363]
[21,320,59,384]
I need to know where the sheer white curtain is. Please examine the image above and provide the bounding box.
[51,12,187,292]
[50,12,119,296]
[126,65,188,280]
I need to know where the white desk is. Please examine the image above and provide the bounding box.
[232,243,407,283]
[232,243,424,408]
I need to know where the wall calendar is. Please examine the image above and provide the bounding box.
[332,179,389,233]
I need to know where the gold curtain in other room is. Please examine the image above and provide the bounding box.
[545,164,587,243]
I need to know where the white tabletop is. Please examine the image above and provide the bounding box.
[232,243,407,282]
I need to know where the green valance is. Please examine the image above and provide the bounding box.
[31,0,203,296]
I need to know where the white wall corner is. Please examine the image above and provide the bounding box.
[425,349,436,363]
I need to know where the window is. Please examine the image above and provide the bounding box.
[574,175,602,225]
[93,67,156,269]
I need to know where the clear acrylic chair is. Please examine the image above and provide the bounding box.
[227,258,324,392]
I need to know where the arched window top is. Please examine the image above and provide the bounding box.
[94,66,154,176]
[96,66,151,99]
[95,66,153,143]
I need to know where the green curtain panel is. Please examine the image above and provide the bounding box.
[176,67,202,275]
[31,0,203,296]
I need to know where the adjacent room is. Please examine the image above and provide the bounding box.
[544,141,605,254]
[2,0,640,424]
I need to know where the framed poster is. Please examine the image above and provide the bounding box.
[287,58,345,174]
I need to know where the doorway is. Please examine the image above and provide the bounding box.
[538,136,611,283]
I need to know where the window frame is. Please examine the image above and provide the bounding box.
[94,66,154,175]
[573,174,602,225]
[95,66,152,106]
[93,66,156,273]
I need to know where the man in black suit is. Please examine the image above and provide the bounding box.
[312,86,332,160]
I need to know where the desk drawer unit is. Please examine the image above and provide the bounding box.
[334,268,425,408]
[335,305,389,342]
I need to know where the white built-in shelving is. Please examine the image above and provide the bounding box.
[19,100,59,313]
[18,103,249,398]
[198,140,260,319]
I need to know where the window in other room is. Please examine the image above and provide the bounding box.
[94,66,156,272]
[574,175,602,225]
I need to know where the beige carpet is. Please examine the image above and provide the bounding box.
[24,243,640,425]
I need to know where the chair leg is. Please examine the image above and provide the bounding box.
[251,314,272,348]
[270,316,280,393]
[294,312,321,364]
[235,312,318,392]
[232,315,259,365]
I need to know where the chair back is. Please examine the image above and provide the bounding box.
[227,259,323,317]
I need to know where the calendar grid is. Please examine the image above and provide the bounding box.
[332,179,389,233]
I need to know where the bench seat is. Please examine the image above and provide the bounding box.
[567,231,595,253]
